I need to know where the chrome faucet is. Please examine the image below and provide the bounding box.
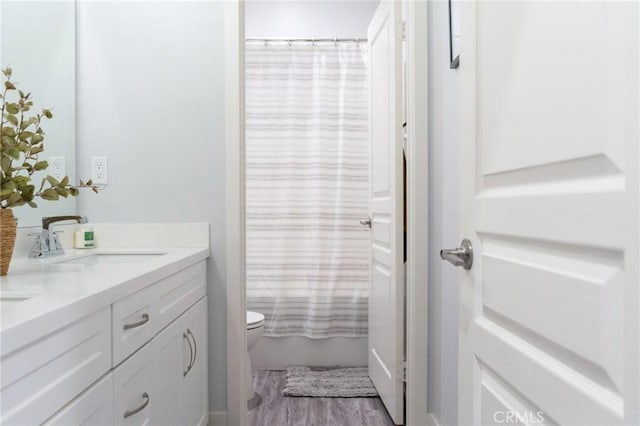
[29,215,88,258]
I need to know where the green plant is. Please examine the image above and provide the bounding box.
[0,67,99,209]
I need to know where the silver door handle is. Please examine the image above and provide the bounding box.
[440,239,473,270]
[360,217,372,228]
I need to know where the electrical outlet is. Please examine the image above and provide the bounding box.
[91,156,108,185]
[49,156,66,181]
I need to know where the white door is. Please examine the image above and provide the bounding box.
[455,1,639,425]
[367,1,404,424]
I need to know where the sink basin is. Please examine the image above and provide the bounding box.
[57,253,167,265]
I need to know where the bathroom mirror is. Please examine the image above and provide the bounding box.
[0,0,76,227]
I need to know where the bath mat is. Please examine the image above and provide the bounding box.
[283,367,378,397]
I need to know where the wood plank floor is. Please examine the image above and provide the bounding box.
[250,369,396,426]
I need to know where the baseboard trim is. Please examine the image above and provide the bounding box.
[209,411,227,426]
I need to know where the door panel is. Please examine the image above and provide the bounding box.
[151,314,183,426]
[459,1,639,425]
[367,1,404,424]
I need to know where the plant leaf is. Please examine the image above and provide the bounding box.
[46,175,60,187]
[1,135,14,147]
[5,103,19,114]
[4,113,18,126]
[18,131,34,141]
[40,188,59,200]
[6,192,22,205]
[34,160,49,171]
[6,147,20,159]
[55,187,69,198]
[1,126,16,137]
[20,117,35,130]
[1,157,11,173]
[0,181,16,196]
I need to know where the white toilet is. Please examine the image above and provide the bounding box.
[246,311,265,402]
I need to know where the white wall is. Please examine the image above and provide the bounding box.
[427,1,460,425]
[76,1,227,413]
[245,0,378,39]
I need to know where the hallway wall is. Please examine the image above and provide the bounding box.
[245,1,379,39]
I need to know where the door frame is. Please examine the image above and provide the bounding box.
[224,1,434,424]
[403,2,435,425]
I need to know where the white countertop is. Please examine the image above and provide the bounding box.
[0,223,209,357]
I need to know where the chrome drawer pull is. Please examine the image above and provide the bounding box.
[123,313,149,330]
[187,329,197,370]
[183,332,193,377]
[123,392,149,419]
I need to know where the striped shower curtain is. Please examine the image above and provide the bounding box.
[245,41,369,338]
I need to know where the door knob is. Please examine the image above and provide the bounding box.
[360,217,372,228]
[440,239,473,270]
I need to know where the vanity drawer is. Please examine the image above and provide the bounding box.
[112,261,206,366]
[155,261,206,332]
[113,339,155,426]
[44,373,114,426]
[112,284,159,366]
[0,307,111,426]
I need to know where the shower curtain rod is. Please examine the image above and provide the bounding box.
[246,37,367,44]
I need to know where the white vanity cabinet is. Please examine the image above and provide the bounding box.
[0,307,111,425]
[0,259,208,426]
[44,374,115,426]
[151,297,208,426]
[112,263,208,426]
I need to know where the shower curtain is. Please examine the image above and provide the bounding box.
[245,41,369,338]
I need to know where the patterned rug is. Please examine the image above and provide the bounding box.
[283,367,379,398]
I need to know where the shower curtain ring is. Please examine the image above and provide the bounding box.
[334,37,338,46]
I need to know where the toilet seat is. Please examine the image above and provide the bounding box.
[247,311,265,330]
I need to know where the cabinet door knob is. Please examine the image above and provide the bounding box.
[123,392,150,419]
